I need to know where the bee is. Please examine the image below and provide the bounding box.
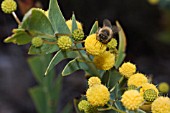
[96,19,120,44]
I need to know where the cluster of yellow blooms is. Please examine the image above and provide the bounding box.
[119,62,170,113]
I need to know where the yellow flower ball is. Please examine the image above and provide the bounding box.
[119,62,136,78]
[107,38,117,49]
[93,51,115,70]
[86,84,110,106]
[158,82,169,93]
[140,83,159,97]
[148,0,159,5]
[57,36,72,50]
[127,73,148,87]
[1,0,17,14]
[85,34,107,56]
[88,77,101,87]
[121,90,144,110]
[151,96,170,113]
[32,37,43,47]
[78,100,97,113]
[143,89,157,102]
[66,19,83,31]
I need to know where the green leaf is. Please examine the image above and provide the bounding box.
[29,86,48,113]
[48,0,70,34]
[22,9,54,35]
[89,21,98,35]
[28,44,59,55]
[115,21,127,69]
[45,50,78,76]
[71,13,78,33]
[4,30,32,45]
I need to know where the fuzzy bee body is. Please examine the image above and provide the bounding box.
[96,19,120,44]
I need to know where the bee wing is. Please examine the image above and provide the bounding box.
[112,25,121,34]
[103,19,112,28]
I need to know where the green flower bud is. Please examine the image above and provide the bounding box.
[32,37,43,47]
[72,29,84,41]
[128,85,137,90]
[107,38,117,50]
[1,0,17,14]
[57,36,72,50]
[158,82,169,93]
[78,100,97,113]
[144,89,157,102]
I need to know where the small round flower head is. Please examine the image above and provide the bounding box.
[121,90,144,110]
[148,0,159,5]
[1,0,17,14]
[158,82,169,93]
[127,73,148,87]
[119,62,136,78]
[140,83,159,97]
[88,77,101,87]
[85,34,107,56]
[86,84,110,106]
[57,36,72,50]
[128,85,137,90]
[93,51,115,70]
[66,19,82,31]
[72,29,84,41]
[32,37,43,47]
[151,96,170,113]
[144,89,157,102]
[107,38,117,50]
[78,100,97,113]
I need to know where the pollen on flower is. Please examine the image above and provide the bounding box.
[1,0,17,14]
[88,77,101,87]
[151,96,170,113]
[143,89,157,102]
[127,73,148,87]
[140,83,159,97]
[57,36,72,50]
[93,51,115,70]
[32,37,43,47]
[66,19,83,31]
[158,82,169,93]
[85,34,107,56]
[119,62,136,78]
[86,84,110,107]
[121,90,144,110]
[107,38,117,50]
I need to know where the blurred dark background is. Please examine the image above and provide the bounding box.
[0,0,170,113]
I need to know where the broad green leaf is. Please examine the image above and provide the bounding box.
[4,30,32,45]
[22,9,54,35]
[115,21,127,69]
[29,86,48,113]
[71,13,78,33]
[89,21,98,35]
[48,0,70,34]
[28,44,59,55]
[45,50,78,76]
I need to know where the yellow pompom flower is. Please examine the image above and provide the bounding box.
[66,19,82,31]
[32,37,43,47]
[121,90,144,110]
[85,34,107,56]
[86,84,110,106]
[57,36,72,50]
[107,38,117,49]
[119,62,136,78]
[151,96,170,113]
[93,51,115,70]
[148,0,159,5]
[140,83,159,97]
[1,0,17,14]
[88,77,101,87]
[78,100,97,113]
[143,89,157,102]
[158,82,169,93]
[128,73,148,87]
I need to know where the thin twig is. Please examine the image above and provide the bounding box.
[12,12,21,25]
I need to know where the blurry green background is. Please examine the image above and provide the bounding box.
[0,0,170,113]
